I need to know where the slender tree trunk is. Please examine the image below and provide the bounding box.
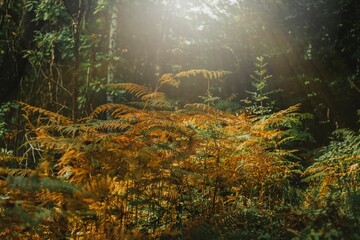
[72,0,85,121]
[107,0,119,104]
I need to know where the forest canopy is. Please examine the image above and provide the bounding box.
[0,0,360,239]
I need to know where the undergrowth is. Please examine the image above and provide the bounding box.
[0,68,359,239]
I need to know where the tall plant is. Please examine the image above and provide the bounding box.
[243,56,280,116]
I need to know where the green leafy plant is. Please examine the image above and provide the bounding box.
[300,128,360,239]
[243,56,281,116]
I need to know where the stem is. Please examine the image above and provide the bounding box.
[71,0,85,121]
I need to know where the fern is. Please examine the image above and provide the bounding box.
[17,101,72,124]
[107,83,151,98]
[0,152,23,165]
[158,73,180,88]
[243,56,282,115]
[90,103,137,119]
[174,69,231,80]
[141,92,166,101]
[7,176,80,193]
[6,76,314,239]
[304,128,360,193]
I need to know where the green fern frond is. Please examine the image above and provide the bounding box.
[276,136,296,146]
[7,176,80,193]
[304,128,360,195]
[259,104,302,127]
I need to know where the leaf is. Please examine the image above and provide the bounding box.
[106,83,151,98]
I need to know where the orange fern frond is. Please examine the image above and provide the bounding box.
[158,73,180,88]
[183,114,218,127]
[120,111,151,123]
[141,92,166,101]
[184,103,228,117]
[94,120,132,132]
[174,69,231,80]
[0,167,34,177]
[47,125,83,138]
[0,152,23,164]
[107,83,151,98]
[31,137,82,151]
[90,103,136,118]
[129,99,172,109]
[17,101,72,124]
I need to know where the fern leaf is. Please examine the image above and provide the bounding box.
[93,120,132,132]
[0,167,34,177]
[158,73,180,88]
[141,92,166,101]
[107,83,151,98]
[174,69,231,79]
[0,152,23,164]
[90,103,136,118]
[18,101,72,124]
[130,99,173,109]
[184,103,228,116]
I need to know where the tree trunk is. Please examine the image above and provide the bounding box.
[107,0,119,104]
[71,0,85,121]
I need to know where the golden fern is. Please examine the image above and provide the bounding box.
[93,120,132,132]
[90,103,137,118]
[107,83,173,109]
[141,92,166,101]
[158,73,180,88]
[107,83,151,98]
[31,136,82,151]
[184,103,229,117]
[0,167,34,177]
[44,124,94,138]
[0,152,23,164]
[174,69,231,80]
[10,86,310,239]
[127,99,173,110]
[17,101,72,124]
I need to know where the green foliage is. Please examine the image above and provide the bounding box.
[299,128,360,239]
[0,103,10,139]
[185,207,291,240]
[243,56,281,115]
[305,128,360,193]
[26,0,67,23]
[0,102,19,154]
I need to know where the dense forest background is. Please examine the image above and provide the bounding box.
[0,0,360,239]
